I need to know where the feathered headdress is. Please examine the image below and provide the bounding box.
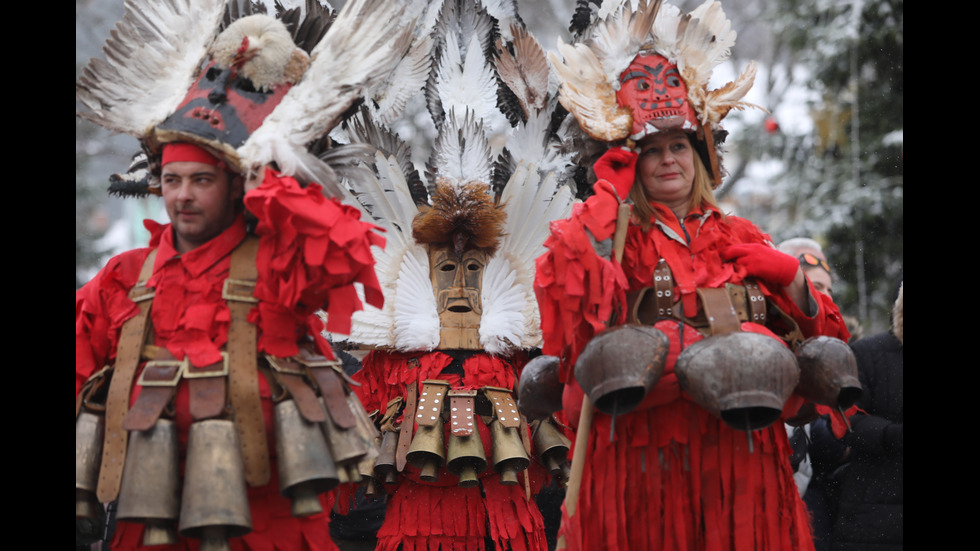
[76,0,414,198]
[329,0,575,356]
[550,0,762,181]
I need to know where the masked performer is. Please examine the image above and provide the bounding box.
[535,1,852,550]
[327,1,578,549]
[75,1,413,549]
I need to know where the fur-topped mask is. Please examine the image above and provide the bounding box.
[412,180,506,258]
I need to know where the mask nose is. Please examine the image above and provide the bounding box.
[208,68,234,104]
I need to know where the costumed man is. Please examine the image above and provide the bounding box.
[75,1,413,549]
[326,1,578,549]
[534,1,854,550]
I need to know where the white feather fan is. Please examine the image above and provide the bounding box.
[76,0,228,137]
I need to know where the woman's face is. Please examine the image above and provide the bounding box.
[636,129,695,210]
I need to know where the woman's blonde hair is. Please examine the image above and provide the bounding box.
[627,135,717,227]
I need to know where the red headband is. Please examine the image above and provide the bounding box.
[161,142,224,168]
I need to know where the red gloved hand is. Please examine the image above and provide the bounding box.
[722,243,799,287]
[593,147,638,200]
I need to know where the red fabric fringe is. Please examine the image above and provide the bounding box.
[559,397,815,551]
[534,184,854,550]
[354,350,548,551]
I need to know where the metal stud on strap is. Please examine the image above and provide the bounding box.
[483,387,522,429]
[448,391,477,436]
[416,380,449,427]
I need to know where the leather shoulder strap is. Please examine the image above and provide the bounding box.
[224,236,270,486]
[97,249,156,502]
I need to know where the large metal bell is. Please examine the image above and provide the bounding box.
[179,419,252,548]
[517,355,564,421]
[795,336,862,410]
[675,332,799,431]
[447,423,488,488]
[531,419,571,482]
[490,419,529,486]
[406,423,446,482]
[320,398,368,484]
[574,325,669,415]
[349,394,384,497]
[373,430,400,485]
[274,400,339,517]
[76,411,105,520]
[117,418,181,546]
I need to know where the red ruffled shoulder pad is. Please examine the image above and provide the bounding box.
[76,248,153,394]
[243,169,385,336]
[535,182,629,382]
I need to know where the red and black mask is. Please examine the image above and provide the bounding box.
[154,59,292,162]
[616,54,698,140]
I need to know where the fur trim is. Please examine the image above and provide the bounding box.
[412,181,506,256]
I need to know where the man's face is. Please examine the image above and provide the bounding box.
[161,161,242,253]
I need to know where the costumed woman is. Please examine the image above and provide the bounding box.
[535,1,851,550]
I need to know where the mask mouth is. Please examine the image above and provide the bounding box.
[631,116,696,142]
[445,296,476,314]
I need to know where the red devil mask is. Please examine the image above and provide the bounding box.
[616,54,698,140]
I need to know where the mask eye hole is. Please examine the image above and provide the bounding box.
[205,67,222,81]
[234,76,258,94]
[440,263,456,272]
[636,80,650,91]
[466,262,480,271]
[666,75,681,87]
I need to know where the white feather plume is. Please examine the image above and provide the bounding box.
[76,0,228,137]
[479,162,574,352]
[434,30,500,128]
[479,254,526,354]
[393,245,441,351]
[370,35,435,127]
[496,24,550,120]
[430,110,494,188]
[549,40,633,142]
[238,0,413,185]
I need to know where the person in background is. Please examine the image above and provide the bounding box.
[778,237,834,297]
[829,281,903,551]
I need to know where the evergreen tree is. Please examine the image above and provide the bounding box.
[745,0,903,334]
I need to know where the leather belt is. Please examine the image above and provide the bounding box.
[626,260,767,333]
